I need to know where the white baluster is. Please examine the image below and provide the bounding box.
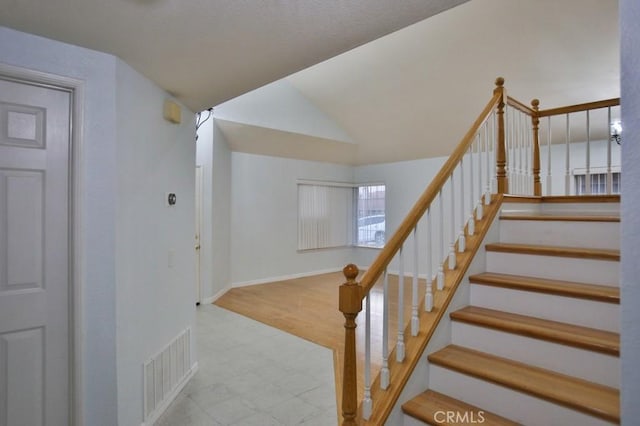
[381,269,389,390]
[565,114,571,196]
[397,246,405,362]
[425,208,433,312]
[362,294,372,420]
[437,190,445,290]
[526,111,532,195]
[586,110,591,195]
[506,107,512,190]
[411,227,419,336]
[476,133,484,221]
[547,116,552,195]
[484,123,491,205]
[519,111,525,194]
[506,107,512,192]
[468,145,475,235]
[490,111,506,193]
[458,157,466,253]
[607,107,613,194]
[448,174,456,270]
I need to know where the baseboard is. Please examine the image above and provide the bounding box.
[200,285,231,304]
[231,267,343,288]
[140,361,198,426]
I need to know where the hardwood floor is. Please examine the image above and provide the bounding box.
[214,270,424,419]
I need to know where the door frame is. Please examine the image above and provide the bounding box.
[0,63,84,426]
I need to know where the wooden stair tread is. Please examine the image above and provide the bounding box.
[468,272,619,303]
[484,242,620,261]
[499,213,619,222]
[451,306,619,355]
[428,345,620,423]
[402,390,520,426]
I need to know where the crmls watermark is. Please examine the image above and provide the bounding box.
[433,410,486,424]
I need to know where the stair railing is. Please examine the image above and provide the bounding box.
[536,98,621,196]
[339,77,507,425]
[504,95,621,197]
[338,78,621,425]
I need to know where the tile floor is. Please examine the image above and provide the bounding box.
[155,304,338,426]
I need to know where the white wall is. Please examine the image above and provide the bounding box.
[0,26,198,426]
[230,152,355,285]
[215,79,353,142]
[196,118,232,301]
[196,115,214,301]
[0,26,119,425]
[115,59,196,426]
[620,0,639,423]
[211,122,232,296]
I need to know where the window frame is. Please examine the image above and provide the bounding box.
[296,180,386,251]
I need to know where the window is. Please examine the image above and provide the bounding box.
[356,185,386,247]
[574,172,620,195]
[297,182,386,250]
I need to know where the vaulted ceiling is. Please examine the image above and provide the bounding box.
[0,0,620,165]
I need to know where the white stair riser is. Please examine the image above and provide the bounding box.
[451,322,620,388]
[485,252,619,285]
[470,285,619,332]
[501,202,620,215]
[428,365,613,426]
[499,220,620,250]
[539,203,620,215]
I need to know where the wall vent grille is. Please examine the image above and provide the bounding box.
[143,328,191,422]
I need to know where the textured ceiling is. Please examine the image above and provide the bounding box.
[0,0,469,112]
[286,0,620,164]
[0,0,619,165]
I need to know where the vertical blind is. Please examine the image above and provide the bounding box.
[298,184,354,250]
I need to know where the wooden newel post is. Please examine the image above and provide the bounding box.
[340,264,363,426]
[494,77,508,194]
[531,99,542,196]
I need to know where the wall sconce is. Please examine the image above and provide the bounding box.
[611,120,622,145]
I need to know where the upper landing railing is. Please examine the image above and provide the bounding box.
[338,78,620,425]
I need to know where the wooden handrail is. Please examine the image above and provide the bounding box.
[338,77,620,425]
[507,96,535,115]
[538,98,620,117]
[358,87,503,296]
[338,78,504,426]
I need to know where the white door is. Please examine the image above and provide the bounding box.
[194,166,202,305]
[0,77,71,425]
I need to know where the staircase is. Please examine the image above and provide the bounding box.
[402,195,620,425]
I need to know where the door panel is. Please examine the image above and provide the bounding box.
[0,77,71,426]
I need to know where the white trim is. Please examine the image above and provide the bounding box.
[0,63,85,426]
[572,166,621,175]
[232,267,343,288]
[200,285,231,304]
[140,362,199,426]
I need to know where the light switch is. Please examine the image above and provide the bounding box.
[168,250,175,268]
